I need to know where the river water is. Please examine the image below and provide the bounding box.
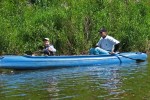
[0,59,150,100]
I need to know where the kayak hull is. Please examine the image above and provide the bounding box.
[0,52,147,70]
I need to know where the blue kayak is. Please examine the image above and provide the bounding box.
[0,52,147,70]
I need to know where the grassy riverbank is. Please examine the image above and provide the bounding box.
[0,0,150,55]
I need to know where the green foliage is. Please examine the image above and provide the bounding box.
[0,0,150,55]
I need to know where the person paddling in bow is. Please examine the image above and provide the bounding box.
[42,38,56,56]
[89,28,120,55]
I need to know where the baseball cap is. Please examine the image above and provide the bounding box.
[99,28,107,33]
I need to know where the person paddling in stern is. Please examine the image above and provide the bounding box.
[89,28,120,55]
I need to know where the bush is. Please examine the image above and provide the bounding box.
[0,0,149,55]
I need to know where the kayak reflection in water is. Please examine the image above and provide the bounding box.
[89,28,120,55]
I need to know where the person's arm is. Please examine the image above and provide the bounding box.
[108,36,120,52]
[96,38,102,47]
[48,45,56,52]
[113,43,120,52]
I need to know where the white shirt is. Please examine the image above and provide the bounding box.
[97,35,120,51]
[44,44,56,52]
[49,45,56,52]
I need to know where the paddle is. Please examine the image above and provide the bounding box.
[24,51,33,55]
[25,50,42,56]
[116,53,145,62]
[25,46,44,55]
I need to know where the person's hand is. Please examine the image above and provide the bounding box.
[48,47,53,52]
[109,51,115,54]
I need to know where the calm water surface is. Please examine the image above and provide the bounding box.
[0,59,150,100]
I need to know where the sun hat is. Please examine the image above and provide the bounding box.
[43,38,49,41]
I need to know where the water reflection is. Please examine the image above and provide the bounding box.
[0,61,149,100]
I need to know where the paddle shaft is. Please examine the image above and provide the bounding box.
[118,54,144,62]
